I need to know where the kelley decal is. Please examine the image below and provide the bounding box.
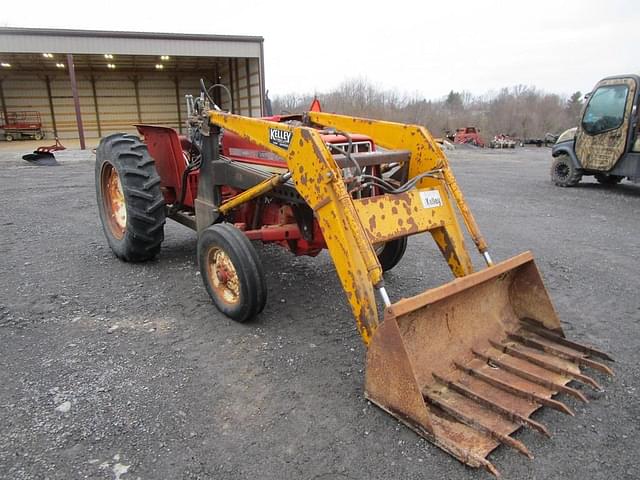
[419,189,443,209]
[269,128,293,149]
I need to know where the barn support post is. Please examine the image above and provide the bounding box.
[44,76,58,138]
[233,58,240,115]
[66,53,86,150]
[259,42,266,115]
[90,75,102,137]
[213,62,221,107]
[245,58,253,117]
[173,76,182,133]
[227,58,235,113]
[0,79,8,123]
[132,76,142,123]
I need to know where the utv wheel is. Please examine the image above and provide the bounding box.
[5,134,13,141]
[376,237,408,272]
[198,223,267,323]
[34,131,44,141]
[95,133,165,261]
[594,173,623,185]
[551,155,582,187]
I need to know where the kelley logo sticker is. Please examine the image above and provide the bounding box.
[419,189,443,209]
[269,128,292,149]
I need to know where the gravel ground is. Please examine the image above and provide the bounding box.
[0,146,638,480]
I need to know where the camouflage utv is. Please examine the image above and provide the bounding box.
[551,74,640,186]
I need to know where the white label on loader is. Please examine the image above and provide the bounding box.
[419,189,443,209]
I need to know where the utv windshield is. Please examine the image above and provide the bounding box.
[582,84,629,135]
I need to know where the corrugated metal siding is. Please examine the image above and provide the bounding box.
[1,75,51,133]
[1,61,263,141]
[218,58,262,117]
[0,32,262,58]
[96,75,140,136]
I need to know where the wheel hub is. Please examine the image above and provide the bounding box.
[555,163,569,180]
[207,247,240,305]
[101,163,127,239]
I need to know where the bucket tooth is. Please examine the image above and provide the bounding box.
[489,340,603,391]
[454,362,575,416]
[432,373,551,437]
[472,350,589,403]
[520,318,614,362]
[423,391,533,459]
[508,333,614,377]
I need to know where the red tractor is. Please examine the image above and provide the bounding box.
[95,93,407,320]
[94,83,612,475]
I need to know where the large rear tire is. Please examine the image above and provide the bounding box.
[551,154,582,187]
[95,133,166,262]
[198,223,267,323]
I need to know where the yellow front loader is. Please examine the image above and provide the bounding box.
[97,94,613,476]
[201,110,613,476]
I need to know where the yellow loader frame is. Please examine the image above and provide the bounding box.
[206,110,612,476]
[209,110,491,343]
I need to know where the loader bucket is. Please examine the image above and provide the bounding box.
[365,251,612,476]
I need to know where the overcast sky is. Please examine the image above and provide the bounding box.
[3,0,638,99]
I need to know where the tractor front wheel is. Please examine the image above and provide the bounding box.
[95,133,166,261]
[198,223,267,323]
[376,237,408,272]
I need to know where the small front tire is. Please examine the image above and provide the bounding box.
[198,223,267,323]
[551,155,582,187]
[376,237,408,272]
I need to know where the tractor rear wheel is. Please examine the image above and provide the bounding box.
[594,173,623,185]
[198,223,267,323]
[551,154,582,187]
[95,133,166,262]
[376,237,408,272]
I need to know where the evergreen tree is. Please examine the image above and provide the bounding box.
[566,91,583,122]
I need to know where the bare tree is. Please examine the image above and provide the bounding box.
[271,78,578,141]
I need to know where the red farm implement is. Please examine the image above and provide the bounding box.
[1,111,45,141]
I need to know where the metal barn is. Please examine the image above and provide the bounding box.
[0,27,266,148]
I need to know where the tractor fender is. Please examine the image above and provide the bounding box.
[551,141,582,170]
